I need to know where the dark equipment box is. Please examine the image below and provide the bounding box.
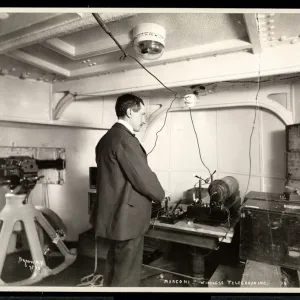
[240,191,300,270]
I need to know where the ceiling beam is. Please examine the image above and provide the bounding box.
[43,38,76,57]
[0,12,136,55]
[69,39,252,78]
[52,42,300,97]
[243,13,262,54]
[5,50,70,77]
[43,33,131,60]
[0,13,62,37]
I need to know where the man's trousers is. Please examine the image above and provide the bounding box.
[103,235,144,287]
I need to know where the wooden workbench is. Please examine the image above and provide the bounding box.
[145,215,238,250]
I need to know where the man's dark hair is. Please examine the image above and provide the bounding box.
[115,94,144,118]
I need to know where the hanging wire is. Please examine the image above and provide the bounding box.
[189,107,212,179]
[76,13,183,287]
[92,13,178,157]
[243,14,280,280]
[82,12,277,287]
[76,237,104,287]
[244,13,262,197]
[146,95,178,156]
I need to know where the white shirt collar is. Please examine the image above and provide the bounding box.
[117,119,134,135]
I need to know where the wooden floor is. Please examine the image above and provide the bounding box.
[3,231,297,288]
[1,247,244,288]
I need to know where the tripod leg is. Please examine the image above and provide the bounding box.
[0,221,14,278]
[23,218,51,280]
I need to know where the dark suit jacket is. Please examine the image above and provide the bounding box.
[90,122,165,241]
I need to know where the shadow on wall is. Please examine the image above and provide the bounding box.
[267,129,286,193]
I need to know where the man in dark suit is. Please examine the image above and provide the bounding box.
[90,93,165,287]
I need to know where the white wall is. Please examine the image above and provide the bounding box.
[0,76,108,241]
[0,75,294,241]
[140,84,288,203]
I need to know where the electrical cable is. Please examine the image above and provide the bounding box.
[141,263,209,283]
[42,183,46,207]
[46,183,50,208]
[199,217,238,258]
[146,95,178,156]
[242,14,281,281]
[77,237,104,287]
[83,12,257,286]
[189,107,212,179]
[222,74,300,84]
[92,13,178,157]
[71,73,300,98]
[244,13,261,197]
[76,13,180,286]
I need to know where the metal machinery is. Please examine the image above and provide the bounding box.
[157,175,241,226]
[186,176,241,226]
[0,156,77,285]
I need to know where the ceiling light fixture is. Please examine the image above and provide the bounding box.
[132,23,166,61]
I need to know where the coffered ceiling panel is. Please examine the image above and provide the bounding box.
[0,13,81,43]
[0,11,300,84]
[0,13,61,37]
[60,13,249,50]
[21,44,71,66]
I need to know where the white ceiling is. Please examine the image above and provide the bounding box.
[0,11,300,84]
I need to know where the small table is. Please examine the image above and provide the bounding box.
[145,212,240,286]
[146,214,238,250]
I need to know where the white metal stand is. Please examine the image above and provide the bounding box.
[0,193,77,286]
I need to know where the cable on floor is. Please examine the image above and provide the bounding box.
[141,263,209,282]
[76,237,104,287]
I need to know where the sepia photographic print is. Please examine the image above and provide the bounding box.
[0,7,299,294]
